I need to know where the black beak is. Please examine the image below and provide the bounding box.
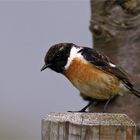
[41,64,50,71]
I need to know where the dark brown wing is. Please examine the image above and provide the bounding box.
[79,47,133,88]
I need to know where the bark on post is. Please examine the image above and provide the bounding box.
[90,0,140,138]
[42,112,136,140]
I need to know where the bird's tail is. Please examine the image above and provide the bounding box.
[130,88,140,98]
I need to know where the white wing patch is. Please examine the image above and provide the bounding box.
[64,46,83,70]
[109,62,116,67]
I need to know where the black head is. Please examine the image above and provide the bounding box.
[41,43,74,73]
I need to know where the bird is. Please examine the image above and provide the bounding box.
[41,43,140,112]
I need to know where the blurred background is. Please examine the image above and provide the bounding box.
[0,1,91,140]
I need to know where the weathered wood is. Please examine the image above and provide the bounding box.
[42,112,136,140]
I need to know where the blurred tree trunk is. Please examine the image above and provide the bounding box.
[90,0,140,138]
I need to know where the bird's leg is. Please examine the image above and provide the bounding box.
[103,95,117,113]
[68,100,95,113]
[79,101,94,112]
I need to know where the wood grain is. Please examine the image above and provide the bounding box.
[42,112,136,140]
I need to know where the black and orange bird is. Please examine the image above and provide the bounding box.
[41,43,140,112]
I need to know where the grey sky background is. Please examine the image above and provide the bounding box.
[0,1,91,140]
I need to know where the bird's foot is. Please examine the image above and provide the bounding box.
[67,109,87,113]
[68,101,95,113]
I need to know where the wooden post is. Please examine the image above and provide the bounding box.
[42,112,136,140]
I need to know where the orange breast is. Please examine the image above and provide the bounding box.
[63,58,120,99]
